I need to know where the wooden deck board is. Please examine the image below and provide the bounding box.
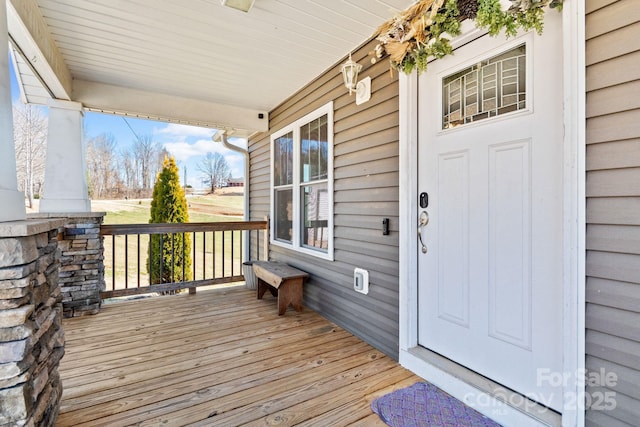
[60,316,330,379]
[60,335,365,417]
[57,286,423,426]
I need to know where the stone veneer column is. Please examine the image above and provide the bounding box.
[28,213,106,318]
[0,219,66,426]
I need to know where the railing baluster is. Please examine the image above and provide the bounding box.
[192,231,196,280]
[137,234,141,288]
[171,233,175,284]
[231,230,235,277]
[222,230,226,278]
[148,234,152,286]
[159,234,164,284]
[263,218,269,261]
[213,231,216,279]
[125,235,129,289]
[182,232,186,282]
[202,231,206,281]
[111,235,115,291]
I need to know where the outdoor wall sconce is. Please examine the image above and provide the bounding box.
[221,0,255,13]
[341,53,362,96]
[341,53,371,105]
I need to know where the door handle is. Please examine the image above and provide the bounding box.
[418,211,429,254]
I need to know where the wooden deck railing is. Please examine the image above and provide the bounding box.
[100,221,268,299]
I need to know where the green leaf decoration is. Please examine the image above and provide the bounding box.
[372,0,563,75]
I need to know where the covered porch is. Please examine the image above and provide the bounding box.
[57,285,418,426]
[0,2,417,424]
[0,0,605,426]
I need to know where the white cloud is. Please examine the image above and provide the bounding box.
[162,138,228,162]
[154,123,216,138]
[226,154,245,178]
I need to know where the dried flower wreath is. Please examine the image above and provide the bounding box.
[371,0,563,74]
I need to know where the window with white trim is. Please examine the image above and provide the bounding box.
[271,102,334,260]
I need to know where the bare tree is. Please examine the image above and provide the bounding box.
[82,127,177,199]
[119,149,137,198]
[86,133,119,199]
[13,103,47,208]
[151,146,170,186]
[197,152,231,193]
[133,135,157,192]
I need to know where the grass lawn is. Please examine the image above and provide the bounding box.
[97,196,239,225]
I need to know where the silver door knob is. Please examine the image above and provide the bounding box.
[418,211,429,254]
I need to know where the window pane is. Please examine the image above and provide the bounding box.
[300,114,328,182]
[443,44,526,129]
[274,132,293,186]
[301,183,329,251]
[275,189,293,243]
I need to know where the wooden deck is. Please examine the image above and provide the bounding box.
[57,286,423,426]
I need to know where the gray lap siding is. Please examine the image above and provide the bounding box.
[248,39,401,359]
[585,0,640,425]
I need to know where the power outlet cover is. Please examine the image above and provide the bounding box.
[354,268,369,294]
[355,77,371,105]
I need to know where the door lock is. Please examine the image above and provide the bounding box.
[420,192,429,208]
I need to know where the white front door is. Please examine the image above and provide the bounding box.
[417,18,564,412]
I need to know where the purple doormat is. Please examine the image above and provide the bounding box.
[371,382,502,427]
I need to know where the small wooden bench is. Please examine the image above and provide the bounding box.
[252,261,309,315]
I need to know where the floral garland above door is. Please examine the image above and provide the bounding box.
[371,0,563,74]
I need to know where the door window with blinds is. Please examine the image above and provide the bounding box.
[442,44,527,129]
[271,102,334,260]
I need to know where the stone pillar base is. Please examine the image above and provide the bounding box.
[0,219,65,427]
[28,213,106,318]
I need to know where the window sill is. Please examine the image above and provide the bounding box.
[270,239,334,262]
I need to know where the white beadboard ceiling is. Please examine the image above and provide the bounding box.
[9,0,413,133]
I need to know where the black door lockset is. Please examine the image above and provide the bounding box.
[419,192,429,208]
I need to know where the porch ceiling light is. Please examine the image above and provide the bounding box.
[221,0,255,13]
[341,53,362,96]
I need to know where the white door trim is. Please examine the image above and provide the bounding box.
[398,3,586,426]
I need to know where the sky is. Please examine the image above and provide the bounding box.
[9,59,246,189]
[83,114,247,189]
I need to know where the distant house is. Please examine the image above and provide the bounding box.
[226,177,244,187]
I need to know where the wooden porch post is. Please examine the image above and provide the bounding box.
[0,1,26,222]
